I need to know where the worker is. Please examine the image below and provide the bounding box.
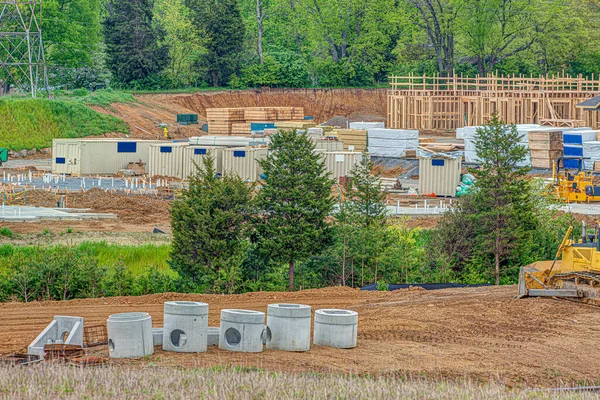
[163,127,169,139]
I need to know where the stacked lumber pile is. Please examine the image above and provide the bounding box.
[528,130,563,169]
[207,107,305,135]
[336,129,367,152]
[207,108,245,135]
[275,121,316,130]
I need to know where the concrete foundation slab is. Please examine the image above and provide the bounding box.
[0,205,117,222]
[314,309,358,349]
[28,316,84,357]
[162,301,208,353]
[266,304,311,352]
[219,309,265,353]
[107,312,154,358]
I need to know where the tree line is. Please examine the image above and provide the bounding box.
[37,0,600,90]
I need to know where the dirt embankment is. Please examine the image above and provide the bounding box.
[1,285,599,387]
[172,88,387,124]
[90,89,387,138]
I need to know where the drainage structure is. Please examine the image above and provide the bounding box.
[266,304,311,352]
[162,301,208,353]
[219,309,265,353]
[107,312,154,358]
[313,309,358,349]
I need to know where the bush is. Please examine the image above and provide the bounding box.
[0,227,13,238]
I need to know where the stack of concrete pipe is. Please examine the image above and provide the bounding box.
[105,302,358,358]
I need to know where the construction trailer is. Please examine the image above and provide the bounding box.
[418,154,462,197]
[52,139,166,175]
[148,143,188,179]
[222,147,270,181]
[388,74,600,131]
[322,152,363,182]
[181,146,225,179]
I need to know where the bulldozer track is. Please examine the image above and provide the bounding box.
[549,272,600,307]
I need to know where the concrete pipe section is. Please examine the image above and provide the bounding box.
[152,328,163,347]
[313,309,358,349]
[265,304,311,352]
[219,309,265,353]
[207,327,220,346]
[107,312,154,358]
[162,301,209,353]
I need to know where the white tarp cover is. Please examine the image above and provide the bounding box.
[367,128,418,157]
[583,141,600,170]
[349,122,385,130]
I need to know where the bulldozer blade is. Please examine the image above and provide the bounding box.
[527,289,583,297]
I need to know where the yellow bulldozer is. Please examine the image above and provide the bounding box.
[518,223,600,305]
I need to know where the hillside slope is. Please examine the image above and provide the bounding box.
[0,98,129,151]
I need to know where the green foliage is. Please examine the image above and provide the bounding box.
[0,98,129,150]
[376,280,388,291]
[170,155,253,293]
[255,130,335,291]
[0,227,13,238]
[0,243,177,301]
[186,0,246,86]
[103,0,169,85]
[427,115,560,285]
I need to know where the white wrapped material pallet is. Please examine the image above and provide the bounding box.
[460,124,542,166]
[367,128,419,158]
[188,136,270,147]
[349,122,385,130]
[583,141,600,170]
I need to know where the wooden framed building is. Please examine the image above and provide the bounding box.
[388,74,600,132]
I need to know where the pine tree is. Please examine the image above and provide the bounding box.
[170,155,253,292]
[343,155,388,285]
[186,0,245,86]
[429,114,540,285]
[103,0,168,84]
[345,155,388,228]
[255,130,335,291]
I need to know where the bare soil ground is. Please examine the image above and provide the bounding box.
[1,189,172,237]
[1,285,599,387]
[90,89,387,136]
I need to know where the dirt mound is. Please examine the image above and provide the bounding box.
[1,285,599,386]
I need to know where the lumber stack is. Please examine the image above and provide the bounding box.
[275,121,316,130]
[336,129,368,152]
[207,108,245,135]
[528,130,563,169]
[207,107,305,135]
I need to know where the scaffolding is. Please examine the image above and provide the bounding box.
[0,0,48,97]
[387,73,600,132]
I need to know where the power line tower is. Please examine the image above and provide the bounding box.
[0,0,48,97]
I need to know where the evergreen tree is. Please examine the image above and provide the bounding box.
[255,130,335,291]
[186,0,245,86]
[345,155,388,228]
[430,114,540,285]
[103,0,168,84]
[343,155,389,285]
[169,155,253,292]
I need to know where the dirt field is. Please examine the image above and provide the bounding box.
[89,89,386,137]
[1,285,598,387]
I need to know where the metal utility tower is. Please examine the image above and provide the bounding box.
[0,0,48,97]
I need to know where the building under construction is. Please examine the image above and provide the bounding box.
[387,74,600,132]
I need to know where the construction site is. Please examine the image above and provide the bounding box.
[4,78,600,397]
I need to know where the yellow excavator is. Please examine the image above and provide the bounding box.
[518,223,600,305]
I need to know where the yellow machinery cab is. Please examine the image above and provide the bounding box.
[553,156,600,203]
